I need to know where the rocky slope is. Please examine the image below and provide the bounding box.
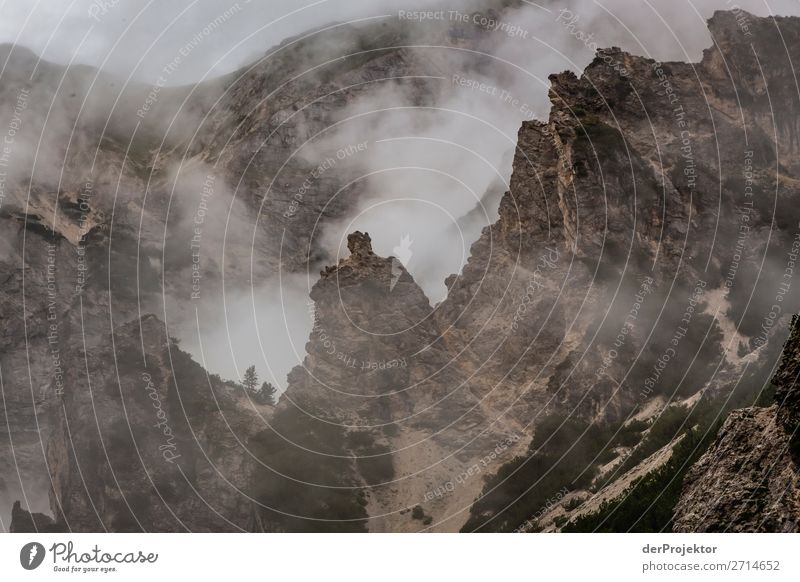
[673,315,800,532]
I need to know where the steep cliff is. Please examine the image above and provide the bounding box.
[460,10,800,531]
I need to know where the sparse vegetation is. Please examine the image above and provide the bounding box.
[462,324,788,534]
[562,427,716,532]
[461,414,625,532]
[239,366,278,405]
[254,381,278,406]
[242,365,259,392]
[562,342,787,532]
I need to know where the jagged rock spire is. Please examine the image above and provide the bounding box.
[347,231,374,258]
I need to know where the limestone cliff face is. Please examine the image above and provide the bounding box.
[673,316,800,533]
[458,10,800,531]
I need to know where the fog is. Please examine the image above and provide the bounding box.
[4,0,800,390]
[4,0,800,86]
[0,0,479,85]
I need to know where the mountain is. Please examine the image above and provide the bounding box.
[460,10,800,532]
[3,7,800,532]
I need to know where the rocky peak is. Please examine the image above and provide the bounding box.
[315,230,431,321]
[252,231,443,532]
[320,231,392,283]
[706,9,759,44]
[347,230,374,258]
[704,9,800,156]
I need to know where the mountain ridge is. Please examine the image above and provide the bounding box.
[4,7,800,532]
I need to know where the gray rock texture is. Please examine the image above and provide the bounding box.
[673,316,800,532]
